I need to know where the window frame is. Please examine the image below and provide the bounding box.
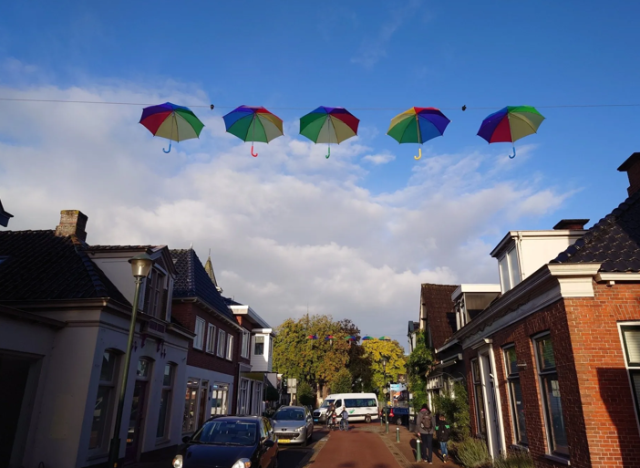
[254,335,265,356]
[227,334,235,361]
[194,317,205,350]
[88,351,120,453]
[157,363,175,440]
[471,358,487,439]
[217,329,226,358]
[241,329,250,358]
[502,345,528,446]
[143,265,169,319]
[533,332,569,458]
[206,324,216,354]
[618,323,640,435]
[498,246,521,293]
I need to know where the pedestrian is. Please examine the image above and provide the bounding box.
[340,408,349,431]
[415,404,435,464]
[435,414,451,464]
[327,402,337,430]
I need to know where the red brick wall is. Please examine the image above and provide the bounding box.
[563,282,640,468]
[465,299,589,468]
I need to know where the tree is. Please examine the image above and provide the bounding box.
[433,381,470,441]
[330,368,353,394]
[406,331,434,411]
[361,339,406,403]
[297,380,315,407]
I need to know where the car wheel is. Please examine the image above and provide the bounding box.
[365,415,372,424]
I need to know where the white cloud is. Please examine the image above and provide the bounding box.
[362,152,396,165]
[0,81,574,347]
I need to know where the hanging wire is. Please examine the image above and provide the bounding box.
[1,96,640,112]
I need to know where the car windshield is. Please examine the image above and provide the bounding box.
[320,399,335,408]
[191,420,258,446]
[273,408,306,421]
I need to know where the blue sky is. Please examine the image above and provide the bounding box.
[1,1,639,342]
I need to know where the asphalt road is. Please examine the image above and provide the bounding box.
[278,426,328,468]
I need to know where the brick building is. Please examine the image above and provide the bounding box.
[439,153,640,467]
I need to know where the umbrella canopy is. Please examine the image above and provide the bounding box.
[139,102,204,153]
[345,335,357,342]
[223,105,284,157]
[362,335,374,340]
[477,106,545,158]
[299,106,359,158]
[307,334,318,340]
[378,336,390,341]
[387,107,450,160]
[324,335,334,341]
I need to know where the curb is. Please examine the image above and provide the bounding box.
[378,431,413,468]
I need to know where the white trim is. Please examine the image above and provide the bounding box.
[206,324,216,354]
[490,230,587,258]
[596,272,640,282]
[556,277,595,298]
[452,284,501,301]
[547,263,601,277]
[617,321,640,437]
[193,317,205,350]
[488,345,507,455]
[471,338,493,350]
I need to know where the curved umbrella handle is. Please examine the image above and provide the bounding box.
[251,145,258,157]
[509,146,516,159]
[163,142,172,153]
[326,146,330,159]
[414,148,422,160]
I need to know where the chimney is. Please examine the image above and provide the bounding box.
[617,152,640,196]
[553,219,589,230]
[55,210,88,241]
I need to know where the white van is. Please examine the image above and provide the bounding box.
[312,393,379,423]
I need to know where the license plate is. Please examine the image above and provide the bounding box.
[313,419,319,422]
[279,439,291,443]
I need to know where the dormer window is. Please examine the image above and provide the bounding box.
[144,266,170,320]
[499,246,521,293]
[455,299,468,331]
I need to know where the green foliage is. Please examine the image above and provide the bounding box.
[433,381,471,441]
[406,332,434,410]
[493,451,534,468]
[297,380,315,407]
[454,438,490,468]
[330,368,353,394]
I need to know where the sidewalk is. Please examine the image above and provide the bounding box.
[353,423,461,468]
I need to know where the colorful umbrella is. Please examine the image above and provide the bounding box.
[223,105,284,157]
[324,335,334,341]
[387,107,451,160]
[378,336,390,341]
[477,106,545,159]
[299,106,359,159]
[345,335,357,342]
[362,335,374,340]
[139,102,205,153]
[307,334,318,340]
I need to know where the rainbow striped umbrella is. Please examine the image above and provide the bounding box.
[477,106,545,159]
[345,335,357,342]
[223,105,284,157]
[387,107,450,160]
[307,334,318,340]
[362,336,374,340]
[139,102,204,153]
[378,336,391,341]
[299,106,359,159]
[324,335,334,341]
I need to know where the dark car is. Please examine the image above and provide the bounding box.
[172,415,278,468]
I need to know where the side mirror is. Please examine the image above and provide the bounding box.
[182,435,192,444]
[264,439,275,448]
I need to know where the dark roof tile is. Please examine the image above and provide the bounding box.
[421,283,458,350]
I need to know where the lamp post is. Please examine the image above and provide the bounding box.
[108,253,154,467]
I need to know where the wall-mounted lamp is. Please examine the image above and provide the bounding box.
[516,362,527,369]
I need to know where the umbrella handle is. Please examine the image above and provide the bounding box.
[163,142,172,153]
[251,145,258,157]
[326,146,330,159]
[509,146,516,159]
[414,148,422,160]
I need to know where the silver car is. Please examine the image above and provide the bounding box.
[270,406,314,446]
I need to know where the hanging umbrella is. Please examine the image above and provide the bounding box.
[324,335,334,341]
[139,102,205,153]
[387,107,450,160]
[307,334,318,340]
[477,106,545,159]
[362,335,374,340]
[223,105,284,157]
[299,106,359,159]
[378,336,390,341]
[345,335,357,342]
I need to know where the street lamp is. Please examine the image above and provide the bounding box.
[381,356,388,406]
[108,253,154,467]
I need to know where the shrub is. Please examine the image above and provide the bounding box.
[493,450,534,468]
[432,382,471,441]
[454,438,490,468]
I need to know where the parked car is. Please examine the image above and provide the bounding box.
[172,415,278,468]
[270,405,314,446]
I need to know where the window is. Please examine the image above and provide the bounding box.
[253,382,263,415]
[157,364,174,438]
[241,330,250,358]
[211,383,229,415]
[455,298,468,330]
[206,324,216,354]
[89,351,119,450]
[620,325,640,423]
[534,334,568,456]
[144,267,168,319]
[217,329,226,357]
[238,378,249,414]
[504,346,527,445]
[255,335,265,355]
[227,334,235,361]
[471,359,487,438]
[183,378,200,434]
[194,317,205,350]
[499,246,521,293]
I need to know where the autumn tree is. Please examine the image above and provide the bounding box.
[361,339,406,404]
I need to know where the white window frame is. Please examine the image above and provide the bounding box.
[532,332,569,458]
[227,334,235,361]
[498,246,521,293]
[194,317,205,350]
[618,322,640,436]
[241,329,250,358]
[206,324,216,354]
[238,378,249,415]
[503,345,528,446]
[254,335,265,356]
[217,329,226,358]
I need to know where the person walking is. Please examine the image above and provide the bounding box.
[327,402,337,430]
[435,414,452,464]
[340,408,349,431]
[415,404,435,464]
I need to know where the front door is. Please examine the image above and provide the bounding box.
[125,380,148,462]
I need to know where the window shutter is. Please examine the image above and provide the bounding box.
[623,328,640,365]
